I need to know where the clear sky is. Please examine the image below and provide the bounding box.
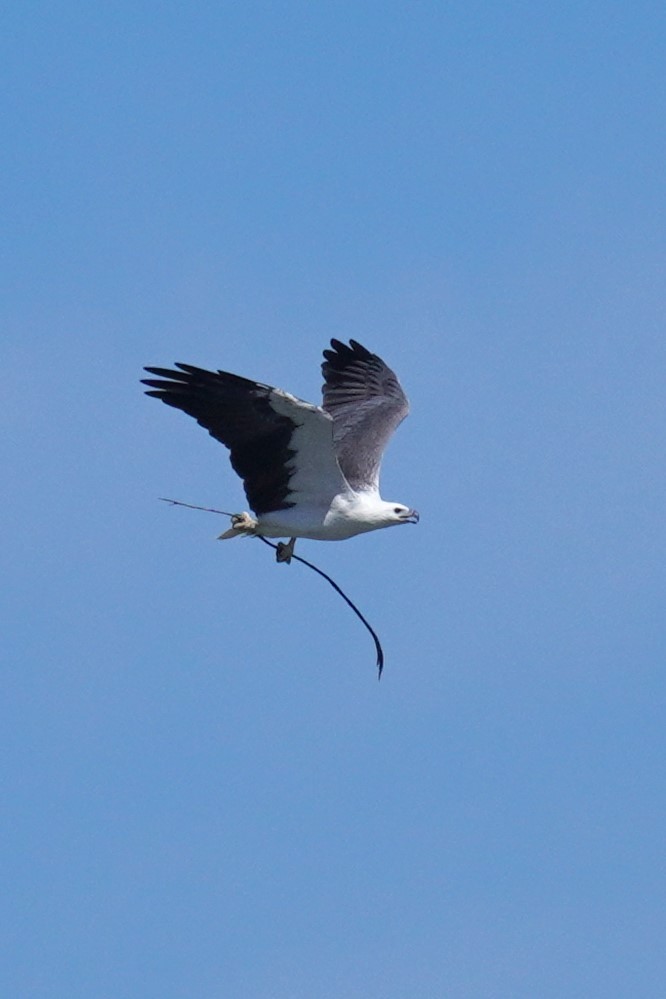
[3,3,665,997]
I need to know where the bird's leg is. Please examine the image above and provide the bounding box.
[217,511,258,540]
[231,512,257,531]
[275,537,296,564]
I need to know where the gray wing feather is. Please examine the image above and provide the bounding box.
[321,339,409,491]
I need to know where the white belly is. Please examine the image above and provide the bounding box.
[256,495,383,541]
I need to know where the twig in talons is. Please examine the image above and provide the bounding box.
[257,536,385,679]
[159,498,386,677]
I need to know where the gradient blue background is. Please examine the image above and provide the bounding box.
[3,3,665,996]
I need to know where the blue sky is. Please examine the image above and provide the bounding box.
[3,2,665,996]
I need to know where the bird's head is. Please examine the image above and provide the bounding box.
[381,501,420,527]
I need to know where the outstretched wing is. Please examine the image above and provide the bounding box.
[142,363,348,515]
[321,340,409,491]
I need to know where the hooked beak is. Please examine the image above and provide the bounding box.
[404,509,420,524]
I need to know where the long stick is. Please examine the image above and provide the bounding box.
[159,497,385,678]
[255,536,385,678]
[160,497,236,516]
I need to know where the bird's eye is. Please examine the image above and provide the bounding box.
[393,507,403,514]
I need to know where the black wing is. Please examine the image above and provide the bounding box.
[142,364,296,514]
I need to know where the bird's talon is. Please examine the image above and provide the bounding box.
[276,540,295,564]
[231,511,258,531]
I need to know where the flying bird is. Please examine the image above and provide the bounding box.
[142,339,418,564]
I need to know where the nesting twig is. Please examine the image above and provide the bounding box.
[159,498,385,678]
